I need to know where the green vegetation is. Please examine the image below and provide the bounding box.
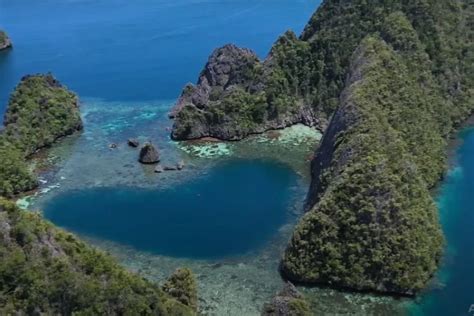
[162,268,198,311]
[0,199,196,315]
[0,74,83,198]
[282,36,444,294]
[0,143,37,197]
[2,74,83,156]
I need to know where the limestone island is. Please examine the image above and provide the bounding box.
[171,0,473,296]
[0,30,12,50]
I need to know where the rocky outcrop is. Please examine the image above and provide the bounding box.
[170,43,324,140]
[261,283,311,316]
[0,30,12,50]
[162,268,198,311]
[127,138,139,148]
[169,44,261,119]
[138,143,160,164]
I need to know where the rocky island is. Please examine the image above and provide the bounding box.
[0,30,12,50]
[172,0,473,295]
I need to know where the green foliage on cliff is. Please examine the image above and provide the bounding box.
[2,74,83,157]
[162,268,198,311]
[282,35,445,294]
[0,143,37,197]
[0,74,83,198]
[0,199,196,315]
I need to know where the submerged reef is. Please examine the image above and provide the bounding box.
[172,0,474,295]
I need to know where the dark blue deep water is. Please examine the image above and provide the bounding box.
[43,160,297,259]
[0,0,320,115]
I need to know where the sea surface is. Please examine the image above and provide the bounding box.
[0,0,473,315]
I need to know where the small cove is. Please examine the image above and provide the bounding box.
[42,159,298,259]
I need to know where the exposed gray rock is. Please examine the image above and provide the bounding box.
[261,282,311,316]
[154,165,164,173]
[138,143,160,164]
[127,138,139,148]
[169,44,260,119]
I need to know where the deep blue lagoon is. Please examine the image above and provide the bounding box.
[43,159,297,259]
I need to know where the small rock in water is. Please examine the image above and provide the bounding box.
[177,160,185,170]
[128,138,140,147]
[138,143,160,164]
[154,165,164,173]
[164,165,177,171]
[109,143,118,149]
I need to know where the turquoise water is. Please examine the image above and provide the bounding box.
[407,128,474,316]
[42,159,297,259]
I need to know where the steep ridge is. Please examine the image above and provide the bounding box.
[282,35,444,295]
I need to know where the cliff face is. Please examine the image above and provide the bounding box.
[171,43,320,140]
[0,30,12,50]
[0,199,197,315]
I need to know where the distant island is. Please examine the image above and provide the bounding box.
[171,0,473,296]
[0,30,12,50]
